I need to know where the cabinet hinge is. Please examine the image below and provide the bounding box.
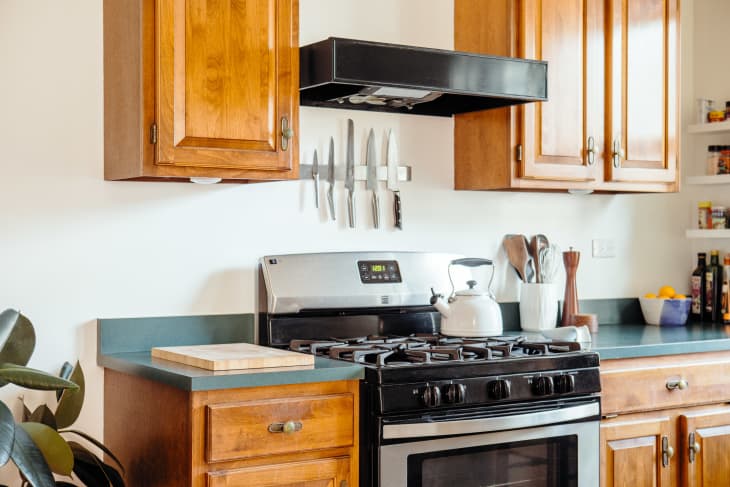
[150,123,158,145]
[516,144,523,162]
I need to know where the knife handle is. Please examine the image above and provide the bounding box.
[347,191,355,228]
[327,185,336,221]
[393,190,402,230]
[372,192,380,229]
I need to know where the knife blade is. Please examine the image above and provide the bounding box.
[345,119,355,228]
[312,149,319,209]
[386,130,402,230]
[326,136,335,221]
[366,129,380,229]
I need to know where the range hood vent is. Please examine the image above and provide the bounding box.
[300,38,548,117]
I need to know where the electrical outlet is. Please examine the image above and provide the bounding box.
[592,239,616,258]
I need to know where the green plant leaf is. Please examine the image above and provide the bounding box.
[0,401,14,467]
[29,405,58,430]
[69,441,125,487]
[56,362,73,401]
[60,429,124,474]
[0,310,36,388]
[10,424,56,487]
[20,422,74,476]
[0,364,78,391]
[55,361,84,429]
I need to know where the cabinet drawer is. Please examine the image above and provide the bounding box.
[207,456,350,487]
[206,393,354,462]
[601,353,730,415]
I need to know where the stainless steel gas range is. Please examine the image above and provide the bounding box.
[257,251,601,487]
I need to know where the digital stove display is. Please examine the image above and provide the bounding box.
[357,260,402,283]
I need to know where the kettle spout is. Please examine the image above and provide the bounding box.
[429,289,451,318]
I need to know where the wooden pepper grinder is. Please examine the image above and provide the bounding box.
[561,247,580,326]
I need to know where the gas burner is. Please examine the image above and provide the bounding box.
[289,339,346,355]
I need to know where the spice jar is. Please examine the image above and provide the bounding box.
[708,145,722,175]
[709,110,727,122]
[725,101,730,121]
[720,146,730,175]
[699,201,713,229]
[712,206,727,229]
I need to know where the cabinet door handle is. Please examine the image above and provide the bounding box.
[662,436,673,467]
[268,420,303,434]
[586,136,596,166]
[612,139,624,168]
[689,432,700,463]
[666,378,689,390]
[281,117,295,151]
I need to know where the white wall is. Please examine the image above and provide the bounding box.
[0,0,694,484]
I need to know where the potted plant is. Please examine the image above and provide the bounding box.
[0,309,125,486]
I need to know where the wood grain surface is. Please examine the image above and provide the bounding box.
[152,343,314,370]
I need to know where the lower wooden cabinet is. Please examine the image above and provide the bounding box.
[208,456,350,487]
[103,369,358,487]
[600,351,730,487]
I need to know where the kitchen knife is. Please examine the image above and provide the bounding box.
[386,130,402,230]
[312,149,319,209]
[326,136,335,221]
[345,119,355,228]
[366,129,380,229]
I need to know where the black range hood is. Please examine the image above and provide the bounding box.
[299,37,548,117]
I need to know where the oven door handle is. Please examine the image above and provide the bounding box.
[381,401,600,440]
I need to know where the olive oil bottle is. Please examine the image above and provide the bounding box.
[705,250,723,322]
[691,252,707,322]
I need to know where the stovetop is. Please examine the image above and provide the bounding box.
[290,334,583,367]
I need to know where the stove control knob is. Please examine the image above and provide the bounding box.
[421,385,442,408]
[444,383,467,404]
[532,376,554,396]
[554,374,576,394]
[487,379,511,400]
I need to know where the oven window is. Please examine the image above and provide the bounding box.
[407,436,578,487]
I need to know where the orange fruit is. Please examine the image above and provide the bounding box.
[644,293,657,299]
[674,294,687,299]
[658,285,676,298]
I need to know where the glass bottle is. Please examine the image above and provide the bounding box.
[691,252,707,322]
[705,250,722,322]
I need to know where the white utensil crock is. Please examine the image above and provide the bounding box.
[519,283,558,331]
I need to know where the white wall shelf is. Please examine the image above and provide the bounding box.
[686,229,730,239]
[686,174,730,185]
[688,121,730,134]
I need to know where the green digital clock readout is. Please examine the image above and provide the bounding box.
[371,264,385,272]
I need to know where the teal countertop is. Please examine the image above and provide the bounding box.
[97,314,364,391]
[591,323,730,360]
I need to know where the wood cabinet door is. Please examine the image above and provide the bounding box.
[601,415,672,487]
[207,456,350,487]
[516,0,604,183]
[605,0,679,184]
[680,408,730,487]
[155,0,298,176]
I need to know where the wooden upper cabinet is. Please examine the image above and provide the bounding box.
[518,0,604,184]
[680,408,730,487]
[104,0,299,182]
[453,0,679,193]
[605,0,679,184]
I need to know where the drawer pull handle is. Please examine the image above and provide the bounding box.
[268,420,303,434]
[666,379,688,390]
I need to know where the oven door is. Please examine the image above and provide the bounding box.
[379,398,599,487]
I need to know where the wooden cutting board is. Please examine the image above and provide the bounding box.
[151,343,315,371]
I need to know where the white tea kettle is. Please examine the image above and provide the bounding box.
[429,258,504,337]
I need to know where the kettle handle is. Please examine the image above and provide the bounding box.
[450,258,492,268]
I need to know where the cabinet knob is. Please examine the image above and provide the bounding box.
[586,136,596,166]
[690,442,701,454]
[612,139,624,168]
[268,420,303,434]
[281,117,295,151]
[666,378,689,390]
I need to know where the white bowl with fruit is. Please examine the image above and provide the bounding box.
[639,286,691,326]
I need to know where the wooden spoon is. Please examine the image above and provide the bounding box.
[503,234,530,282]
